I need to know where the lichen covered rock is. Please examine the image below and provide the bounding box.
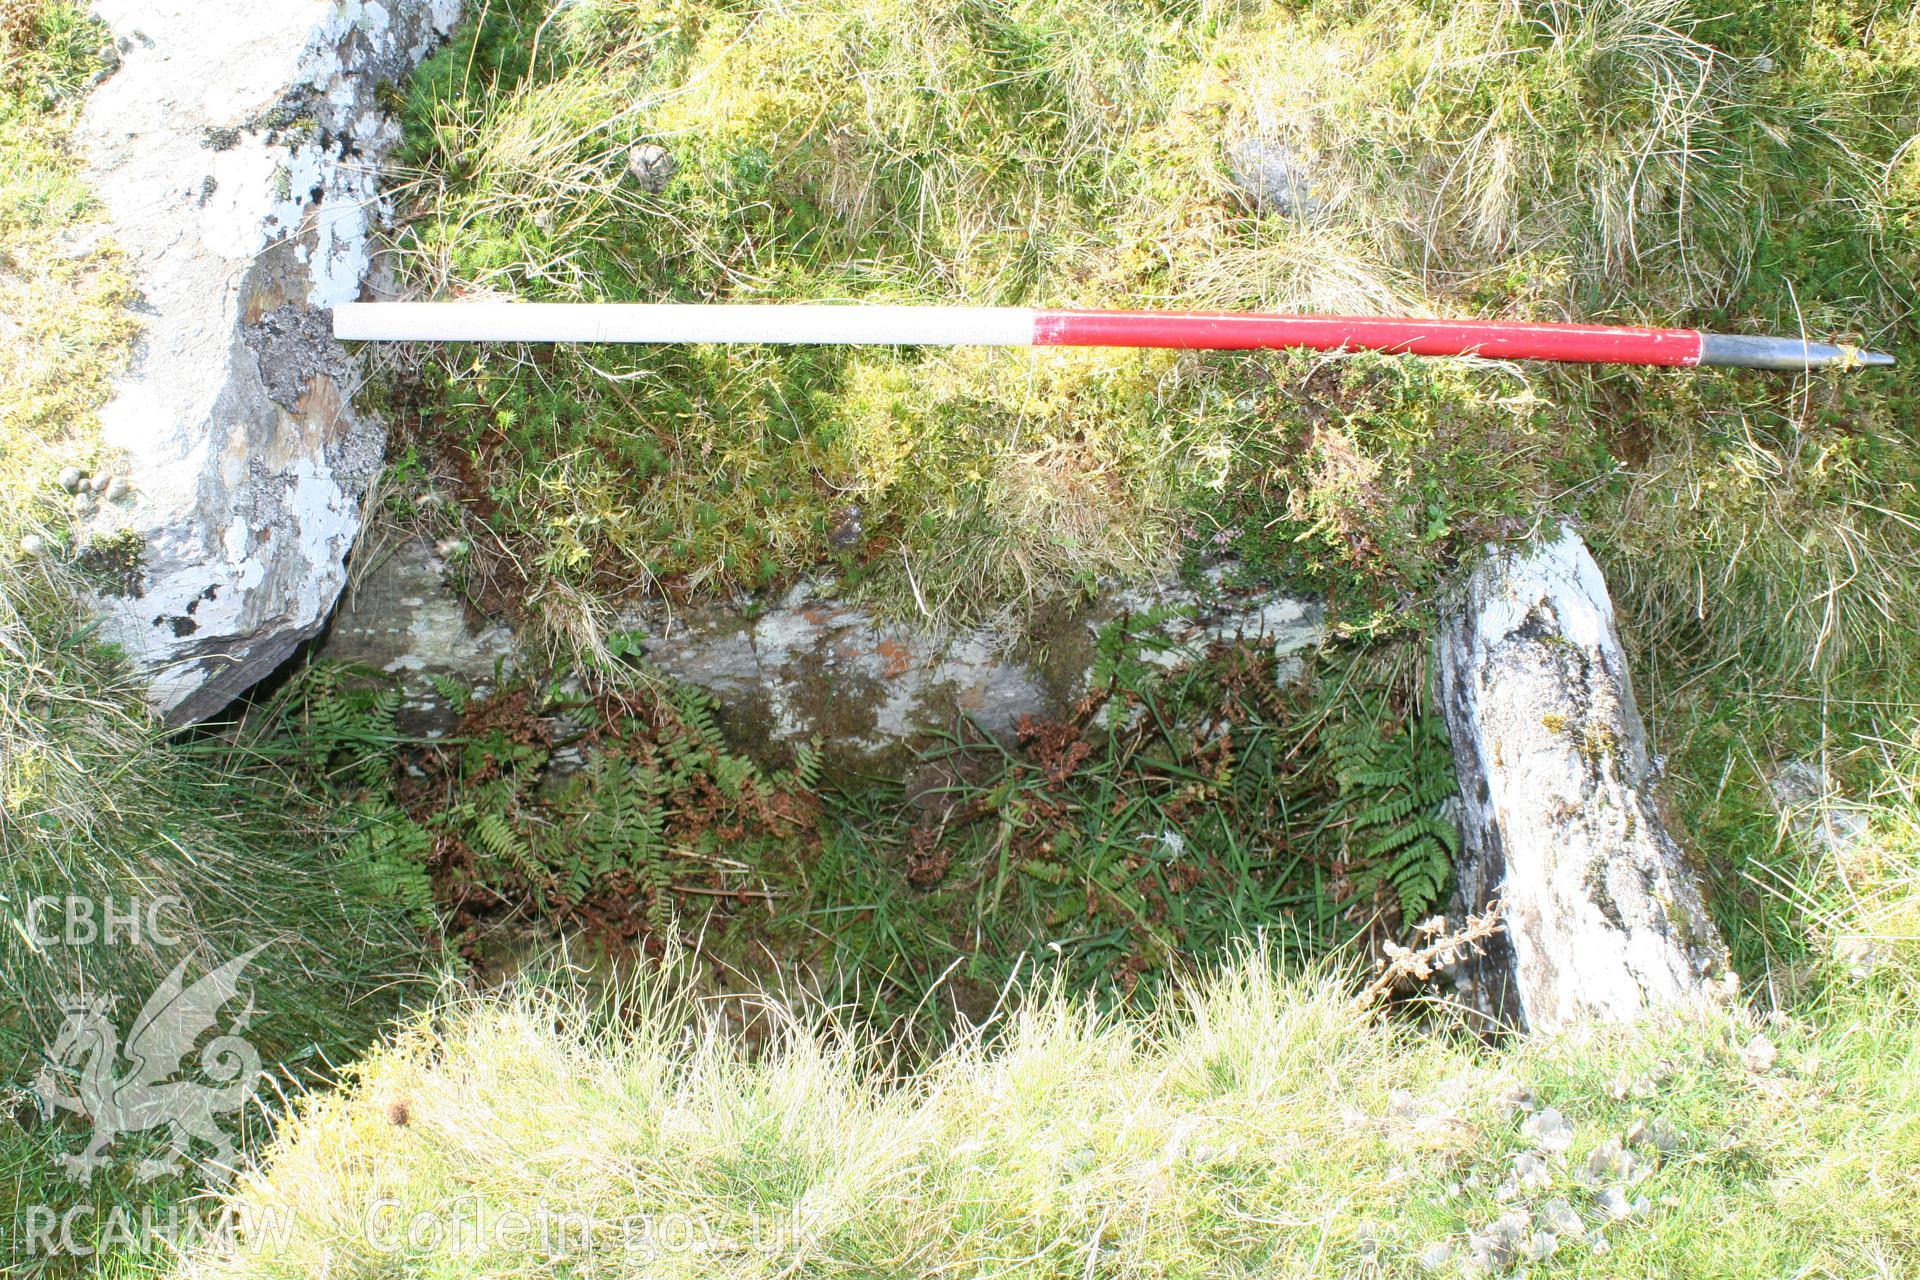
[319,542,1324,773]
[75,0,460,723]
[1436,525,1735,1031]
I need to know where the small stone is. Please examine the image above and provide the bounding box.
[18,534,47,556]
[75,475,95,493]
[1645,1117,1682,1153]
[1526,1231,1559,1261]
[828,504,864,549]
[1226,138,1322,218]
[1538,1198,1584,1240]
[57,466,84,492]
[1835,934,1884,978]
[1588,1230,1610,1255]
[1416,1241,1453,1272]
[1511,1151,1551,1190]
[71,491,97,518]
[1491,1211,1531,1242]
[1595,1187,1635,1221]
[1741,1033,1778,1073]
[1582,1137,1630,1184]
[1521,1106,1575,1152]
[1610,1070,1658,1100]
[91,473,114,497]
[104,476,132,503]
[1468,1210,1533,1271]
[627,142,677,193]
[1622,1116,1679,1156]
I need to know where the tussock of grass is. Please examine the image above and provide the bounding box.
[179,938,1920,1280]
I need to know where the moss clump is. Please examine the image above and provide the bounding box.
[74,527,144,597]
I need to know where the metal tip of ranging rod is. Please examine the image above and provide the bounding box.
[1699,333,1896,370]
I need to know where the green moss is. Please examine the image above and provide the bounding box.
[73,528,144,597]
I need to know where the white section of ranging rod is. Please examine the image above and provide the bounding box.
[331,302,1039,346]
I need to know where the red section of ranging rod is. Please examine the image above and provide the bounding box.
[1032,309,1705,366]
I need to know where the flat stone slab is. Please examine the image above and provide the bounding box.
[320,540,1325,772]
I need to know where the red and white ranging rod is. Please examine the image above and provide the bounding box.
[333,303,1894,370]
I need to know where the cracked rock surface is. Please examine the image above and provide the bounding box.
[75,0,459,723]
[1435,525,1736,1031]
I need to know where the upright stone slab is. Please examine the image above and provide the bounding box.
[1435,526,1735,1032]
[75,0,459,723]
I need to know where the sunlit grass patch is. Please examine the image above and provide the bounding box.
[177,937,1920,1280]
[383,0,1918,653]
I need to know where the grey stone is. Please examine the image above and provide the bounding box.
[1416,1241,1453,1272]
[75,0,461,725]
[1608,1071,1658,1100]
[1740,1033,1778,1073]
[1647,1118,1682,1152]
[1538,1198,1584,1240]
[1511,1150,1551,1189]
[316,541,1325,773]
[57,466,84,493]
[627,142,677,193]
[1580,1137,1640,1185]
[71,492,98,518]
[104,477,132,503]
[1436,525,1737,1032]
[317,540,518,736]
[1520,1106,1574,1153]
[1769,759,1870,861]
[1468,1210,1532,1271]
[1834,934,1888,980]
[827,504,864,549]
[1594,1187,1638,1221]
[1226,139,1323,219]
[18,535,47,557]
[1624,1116,1681,1154]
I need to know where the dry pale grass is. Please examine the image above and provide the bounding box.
[176,941,1920,1280]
